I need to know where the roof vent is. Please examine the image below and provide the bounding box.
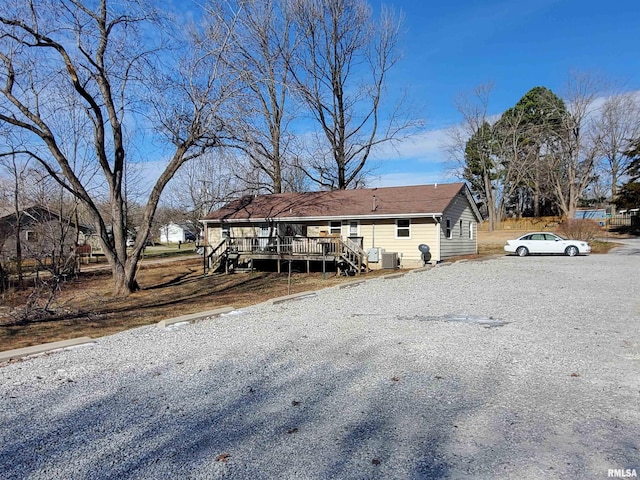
[372,195,377,211]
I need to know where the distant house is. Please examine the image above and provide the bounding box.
[200,183,483,274]
[159,222,197,243]
[0,205,91,261]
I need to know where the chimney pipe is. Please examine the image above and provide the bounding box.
[372,195,377,211]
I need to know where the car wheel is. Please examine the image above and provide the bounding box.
[565,246,578,257]
[516,246,529,257]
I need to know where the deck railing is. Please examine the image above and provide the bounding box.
[227,236,341,256]
[607,215,633,227]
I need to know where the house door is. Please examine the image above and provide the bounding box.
[259,225,270,250]
[348,221,362,248]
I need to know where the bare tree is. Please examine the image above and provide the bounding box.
[26,167,83,275]
[0,0,235,296]
[205,0,300,194]
[592,91,640,208]
[548,73,601,218]
[448,84,526,230]
[449,85,498,228]
[288,0,414,190]
[163,150,242,237]
[0,152,28,286]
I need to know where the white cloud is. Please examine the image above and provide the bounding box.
[371,126,455,163]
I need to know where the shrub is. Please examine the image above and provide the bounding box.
[557,219,602,242]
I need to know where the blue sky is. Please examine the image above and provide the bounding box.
[368,0,640,187]
[158,0,640,191]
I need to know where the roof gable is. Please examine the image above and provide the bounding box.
[0,205,92,233]
[203,183,481,222]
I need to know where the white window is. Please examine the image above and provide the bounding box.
[469,221,474,239]
[396,219,410,238]
[329,221,341,235]
[221,224,230,238]
[445,218,452,239]
[349,221,359,237]
[259,224,270,236]
[26,230,38,242]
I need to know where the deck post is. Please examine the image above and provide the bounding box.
[203,244,207,275]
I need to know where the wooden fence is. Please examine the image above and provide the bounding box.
[479,215,637,231]
[477,216,562,232]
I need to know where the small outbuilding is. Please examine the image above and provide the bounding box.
[200,183,483,274]
[159,223,197,244]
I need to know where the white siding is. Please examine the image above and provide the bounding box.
[204,215,444,268]
[160,223,186,243]
[358,218,439,269]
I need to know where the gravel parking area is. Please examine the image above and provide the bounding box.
[1,246,639,479]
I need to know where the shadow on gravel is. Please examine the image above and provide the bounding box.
[1,333,639,479]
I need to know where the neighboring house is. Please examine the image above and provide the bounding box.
[159,223,197,243]
[200,183,483,274]
[0,205,91,261]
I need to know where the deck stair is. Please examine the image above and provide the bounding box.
[207,239,229,273]
[339,238,369,275]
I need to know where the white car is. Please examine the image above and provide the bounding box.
[504,232,591,257]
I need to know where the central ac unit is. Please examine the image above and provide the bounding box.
[381,252,398,269]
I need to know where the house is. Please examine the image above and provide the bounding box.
[200,183,483,274]
[0,205,91,262]
[159,222,197,243]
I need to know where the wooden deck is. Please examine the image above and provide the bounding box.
[204,236,366,274]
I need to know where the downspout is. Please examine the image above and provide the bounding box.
[371,196,376,250]
[432,215,441,263]
[371,223,375,249]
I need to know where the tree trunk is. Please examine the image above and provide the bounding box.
[13,192,23,288]
[272,151,282,193]
[484,173,496,231]
[112,259,140,296]
[611,170,618,213]
[14,221,23,288]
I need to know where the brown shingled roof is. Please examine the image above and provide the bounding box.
[203,183,472,222]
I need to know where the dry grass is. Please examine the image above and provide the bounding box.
[0,228,624,352]
[0,259,394,351]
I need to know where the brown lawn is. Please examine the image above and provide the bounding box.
[0,258,394,351]
[0,229,621,352]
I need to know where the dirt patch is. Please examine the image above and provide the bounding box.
[0,258,396,351]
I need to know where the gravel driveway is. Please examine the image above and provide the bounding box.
[1,249,639,479]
